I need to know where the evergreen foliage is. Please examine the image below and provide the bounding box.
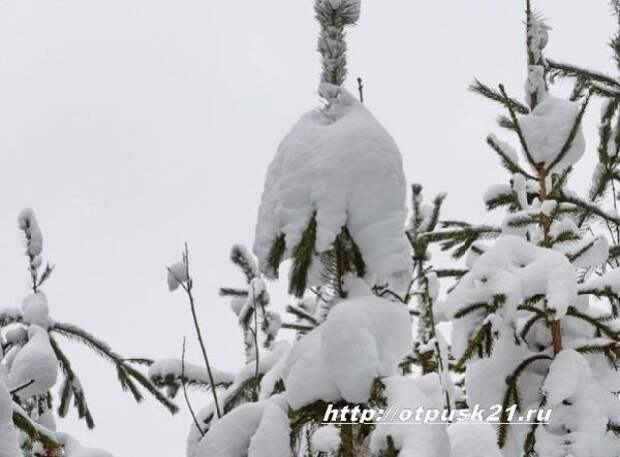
[0,210,177,455]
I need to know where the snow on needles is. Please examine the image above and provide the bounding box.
[21,292,52,329]
[148,359,235,387]
[447,423,502,457]
[196,395,288,457]
[284,294,411,409]
[519,96,585,172]
[0,380,21,457]
[7,325,58,400]
[311,426,340,453]
[18,208,43,258]
[370,374,450,457]
[253,83,411,291]
[247,405,291,457]
[445,235,576,325]
[537,350,620,457]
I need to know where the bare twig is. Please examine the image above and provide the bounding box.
[357,77,364,103]
[181,338,205,437]
[10,379,35,396]
[176,243,222,418]
[251,282,260,401]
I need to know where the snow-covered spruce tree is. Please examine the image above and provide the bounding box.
[0,209,177,456]
[437,3,620,456]
[403,184,456,412]
[545,0,620,250]
[153,2,470,457]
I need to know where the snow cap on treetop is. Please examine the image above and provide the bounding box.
[253,83,411,292]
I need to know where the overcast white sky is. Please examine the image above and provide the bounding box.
[0,1,617,455]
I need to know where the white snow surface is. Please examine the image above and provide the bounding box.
[580,269,620,295]
[253,83,411,292]
[311,425,340,453]
[0,380,20,457]
[21,292,52,329]
[536,350,620,457]
[465,334,546,454]
[195,395,288,457]
[519,96,585,171]
[18,208,43,257]
[543,349,589,404]
[370,374,450,457]
[483,184,512,206]
[7,325,58,399]
[570,236,609,269]
[186,342,291,457]
[247,404,291,457]
[446,235,577,324]
[284,294,411,408]
[57,434,114,457]
[447,423,502,457]
[148,358,235,386]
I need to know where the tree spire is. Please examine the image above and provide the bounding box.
[314,0,360,86]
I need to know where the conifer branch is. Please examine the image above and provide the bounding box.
[470,79,530,114]
[49,336,95,429]
[50,321,179,414]
[13,408,61,453]
[499,84,537,168]
[545,93,591,173]
[289,216,318,297]
[547,59,620,89]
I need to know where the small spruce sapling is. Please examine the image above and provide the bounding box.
[441,3,620,455]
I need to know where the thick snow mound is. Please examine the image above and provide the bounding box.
[196,395,288,457]
[186,343,292,457]
[284,294,411,409]
[0,380,21,457]
[519,96,585,171]
[543,349,588,404]
[536,350,620,457]
[8,325,58,399]
[465,335,546,453]
[311,425,340,453]
[254,84,411,290]
[22,292,52,329]
[370,374,450,457]
[445,235,577,322]
[448,423,501,457]
[247,405,291,457]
